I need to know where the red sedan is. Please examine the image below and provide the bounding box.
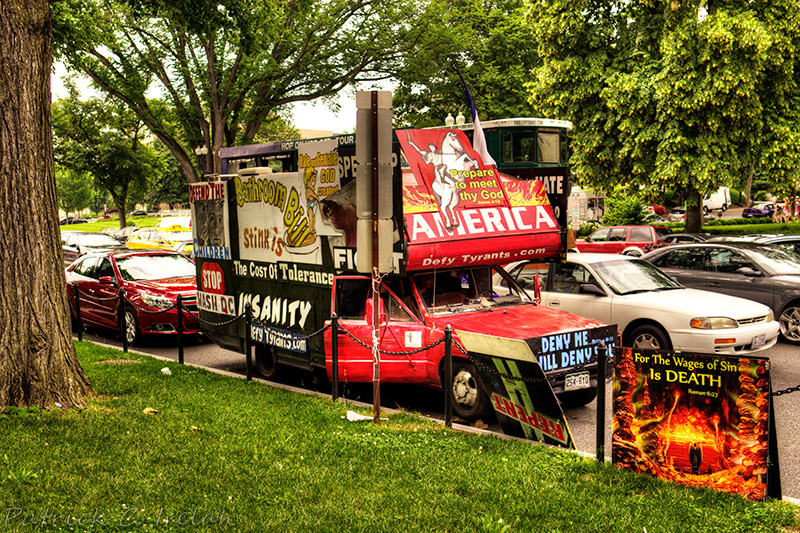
[65,250,199,345]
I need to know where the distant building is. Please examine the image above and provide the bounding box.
[299,128,336,139]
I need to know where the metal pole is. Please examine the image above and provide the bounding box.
[444,325,452,429]
[177,294,184,365]
[119,288,128,353]
[371,90,381,424]
[244,303,252,381]
[331,313,339,401]
[595,343,606,463]
[74,287,83,342]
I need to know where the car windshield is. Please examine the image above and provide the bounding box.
[413,266,531,316]
[116,254,196,281]
[745,246,800,275]
[81,234,122,246]
[591,259,681,295]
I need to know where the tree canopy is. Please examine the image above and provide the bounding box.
[392,0,542,128]
[52,82,164,228]
[52,0,440,183]
[526,0,800,231]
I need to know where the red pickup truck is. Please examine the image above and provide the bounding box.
[574,225,670,257]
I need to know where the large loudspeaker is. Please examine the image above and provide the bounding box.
[355,90,393,274]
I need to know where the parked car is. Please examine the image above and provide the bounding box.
[59,216,89,225]
[62,231,127,267]
[643,242,800,342]
[126,228,188,250]
[750,235,800,257]
[128,209,148,217]
[172,241,194,257]
[501,254,778,353]
[574,225,669,257]
[742,202,777,218]
[668,207,686,222]
[646,203,666,215]
[65,250,200,345]
[643,213,667,223]
[661,233,709,245]
[111,225,140,243]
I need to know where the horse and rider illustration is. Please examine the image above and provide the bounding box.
[406,130,479,231]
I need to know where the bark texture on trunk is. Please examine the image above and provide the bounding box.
[0,0,93,408]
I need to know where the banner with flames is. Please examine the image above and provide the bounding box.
[612,348,774,501]
[397,129,562,270]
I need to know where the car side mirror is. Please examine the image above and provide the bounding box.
[736,267,761,277]
[579,283,605,296]
[99,276,117,286]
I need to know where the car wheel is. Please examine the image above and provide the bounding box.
[449,360,491,421]
[779,304,800,344]
[628,324,671,351]
[255,344,280,379]
[123,307,141,346]
[703,206,709,215]
[557,387,598,408]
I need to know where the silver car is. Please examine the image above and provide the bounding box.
[644,242,800,342]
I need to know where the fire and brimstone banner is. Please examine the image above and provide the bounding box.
[613,348,776,501]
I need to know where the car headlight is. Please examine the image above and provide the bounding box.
[690,317,739,329]
[141,292,174,309]
[768,309,774,322]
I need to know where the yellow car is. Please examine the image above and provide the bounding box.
[126,227,192,250]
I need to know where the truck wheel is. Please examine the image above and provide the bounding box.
[450,360,491,421]
[557,387,598,408]
[255,344,280,379]
[628,324,671,351]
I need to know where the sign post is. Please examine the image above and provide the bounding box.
[356,90,393,422]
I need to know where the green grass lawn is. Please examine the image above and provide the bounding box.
[1,342,798,532]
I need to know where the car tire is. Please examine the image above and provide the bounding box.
[123,307,141,346]
[255,344,280,380]
[779,303,800,344]
[628,324,671,351]
[449,360,491,421]
[557,387,598,408]
[703,206,709,215]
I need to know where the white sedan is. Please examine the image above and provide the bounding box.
[501,253,780,354]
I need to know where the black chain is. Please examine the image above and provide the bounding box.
[772,384,800,397]
[336,324,446,355]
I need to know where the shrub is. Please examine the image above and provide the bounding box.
[603,195,646,226]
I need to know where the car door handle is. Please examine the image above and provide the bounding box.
[549,300,560,307]
[708,282,721,288]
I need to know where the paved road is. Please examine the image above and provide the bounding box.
[77,329,800,500]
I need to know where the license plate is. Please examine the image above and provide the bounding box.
[564,371,590,392]
[752,334,766,348]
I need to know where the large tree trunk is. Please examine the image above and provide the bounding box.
[745,163,754,206]
[684,189,703,233]
[0,0,93,408]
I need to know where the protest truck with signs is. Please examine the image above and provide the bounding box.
[192,117,617,447]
